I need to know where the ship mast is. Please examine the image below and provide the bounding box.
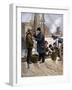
[41,14,45,36]
[33,13,37,31]
[33,13,45,35]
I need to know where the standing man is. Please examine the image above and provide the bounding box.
[34,27,45,63]
[26,29,33,68]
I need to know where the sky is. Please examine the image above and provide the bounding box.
[21,13,63,33]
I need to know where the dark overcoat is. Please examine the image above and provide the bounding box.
[36,32,45,54]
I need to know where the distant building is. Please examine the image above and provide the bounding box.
[54,26,63,37]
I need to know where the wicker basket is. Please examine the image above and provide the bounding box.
[31,54,38,63]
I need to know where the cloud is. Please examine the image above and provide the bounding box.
[21,13,63,33]
[21,13,34,22]
[50,24,56,33]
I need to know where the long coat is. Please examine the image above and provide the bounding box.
[36,32,45,54]
[26,33,33,49]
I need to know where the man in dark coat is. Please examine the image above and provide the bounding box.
[26,29,33,68]
[34,27,45,63]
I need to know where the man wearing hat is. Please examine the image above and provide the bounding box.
[34,27,45,63]
[26,29,33,68]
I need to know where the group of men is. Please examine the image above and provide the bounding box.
[25,27,63,68]
[26,27,45,68]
